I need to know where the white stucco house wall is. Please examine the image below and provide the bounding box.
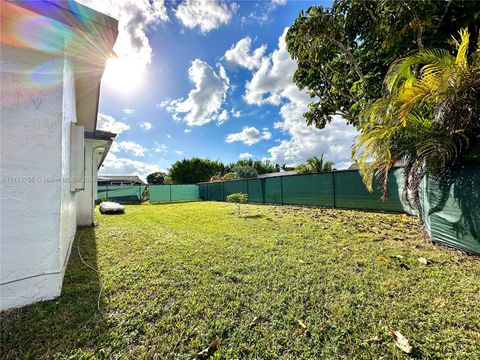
[1,0,118,311]
[76,131,116,226]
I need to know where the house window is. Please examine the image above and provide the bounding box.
[70,123,85,192]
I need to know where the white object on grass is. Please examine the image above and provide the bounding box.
[99,201,125,214]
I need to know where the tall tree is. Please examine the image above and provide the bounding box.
[286,0,480,129]
[232,165,258,179]
[168,158,225,184]
[146,172,166,185]
[227,159,277,175]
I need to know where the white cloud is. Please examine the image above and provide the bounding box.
[100,152,160,181]
[140,121,152,130]
[175,0,238,33]
[184,129,192,133]
[111,141,148,156]
[231,109,241,118]
[175,150,184,155]
[226,126,272,146]
[241,28,359,168]
[167,134,171,138]
[122,107,135,114]
[76,0,168,77]
[96,113,130,134]
[269,113,358,169]
[241,0,286,26]
[244,28,297,106]
[224,37,267,70]
[153,143,167,153]
[217,109,229,124]
[239,152,252,159]
[162,59,230,126]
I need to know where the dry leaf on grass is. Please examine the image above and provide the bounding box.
[418,257,428,265]
[249,317,259,327]
[297,319,308,330]
[389,329,412,354]
[198,336,220,357]
[361,335,381,346]
[357,233,371,238]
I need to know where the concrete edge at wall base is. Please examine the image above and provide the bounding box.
[0,229,76,312]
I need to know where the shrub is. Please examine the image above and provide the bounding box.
[226,192,248,216]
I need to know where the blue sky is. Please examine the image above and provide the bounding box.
[78,0,357,179]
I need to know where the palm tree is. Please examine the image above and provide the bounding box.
[353,28,480,209]
[300,154,335,173]
[306,155,325,173]
[295,164,310,174]
[322,161,335,172]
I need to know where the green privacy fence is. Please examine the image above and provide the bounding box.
[149,184,199,203]
[199,167,479,255]
[96,184,200,204]
[97,185,146,203]
[96,167,478,254]
[419,166,480,255]
[199,169,406,212]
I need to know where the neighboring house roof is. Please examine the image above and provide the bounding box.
[3,0,119,134]
[258,171,298,178]
[98,175,145,185]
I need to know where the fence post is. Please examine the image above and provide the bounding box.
[280,176,284,205]
[332,171,336,208]
[169,184,172,203]
[246,179,249,203]
[261,179,266,204]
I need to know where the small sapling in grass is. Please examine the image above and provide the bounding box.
[227,192,248,216]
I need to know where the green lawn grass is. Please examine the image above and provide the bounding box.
[1,202,479,359]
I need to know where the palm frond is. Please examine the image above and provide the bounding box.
[418,132,470,169]
[385,49,455,94]
[453,28,469,68]
[354,28,478,206]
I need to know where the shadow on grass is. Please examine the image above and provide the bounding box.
[148,200,201,205]
[0,227,108,359]
[242,214,265,219]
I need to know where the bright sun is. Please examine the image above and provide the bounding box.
[102,57,144,93]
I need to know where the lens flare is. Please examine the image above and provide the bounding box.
[102,57,144,93]
[29,58,65,89]
[1,0,122,103]
[15,16,70,54]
